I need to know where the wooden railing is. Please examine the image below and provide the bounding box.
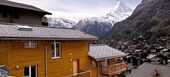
[102,63,127,75]
[64,70,91,77]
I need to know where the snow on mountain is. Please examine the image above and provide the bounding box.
[74,0,133,37]
[48,17,76,28]
[48,0,133,38]
[106,0,133,22]
[74,17,114,37]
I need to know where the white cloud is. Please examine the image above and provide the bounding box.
[46,7,113,22]
[47,12,96,22]
[10,0,141,20]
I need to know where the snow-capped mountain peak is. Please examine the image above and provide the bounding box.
[107,0,133,22]
[113,0,132,13]
[48,0,134,38]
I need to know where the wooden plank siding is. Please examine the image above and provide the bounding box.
[0,40,97,77]
[0,41,11,67]
[95,59,117,77]
[95,59,127,77]
[102,63,127,76]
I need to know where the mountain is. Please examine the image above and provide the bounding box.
[103,0,170,45]
[106,0,133,22]
[74,17,114,37]
[48,0,133,37]
[74,0,133,38]
[48,17,76,28]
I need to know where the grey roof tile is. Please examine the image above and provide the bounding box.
[0,24,98,40]
[89,44,126,61]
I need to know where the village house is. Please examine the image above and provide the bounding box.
[0,0,128,77]
[0,0,51,26]
[89,44,127,77]
[0,23,98,77]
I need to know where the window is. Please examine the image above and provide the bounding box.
[24,67,29,76]
[24,41,37,48]
[51,41,61,58]
[92,61,96,67]
[102,60,108,67]
[13,13,20,19]
[24,65,37,77]
[2,12,8,18]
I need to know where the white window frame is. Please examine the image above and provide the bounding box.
[51,41,61,59]
[24,41,37,48]
[24,65,37,77]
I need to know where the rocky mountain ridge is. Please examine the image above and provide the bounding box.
[103,0,170,46]
[74,0,133,37]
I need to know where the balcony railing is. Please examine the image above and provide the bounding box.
[102,63,127,75]
[64,70,91,77]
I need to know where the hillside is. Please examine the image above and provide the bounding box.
[103,0,170,46]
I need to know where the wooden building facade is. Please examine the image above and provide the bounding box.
[0,24,98,77]
[0,40,93,77]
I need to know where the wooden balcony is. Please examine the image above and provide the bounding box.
[102,63,127,75]
[65,70,91,77]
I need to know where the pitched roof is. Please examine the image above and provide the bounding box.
[0,0,51,14]
[89,44,126,61]
[0,23,98,40]
[129,63,170,77]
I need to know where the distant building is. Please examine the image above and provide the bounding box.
[0,0,51,26]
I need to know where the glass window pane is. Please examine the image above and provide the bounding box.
[24,41,37,48]
[55,43,60,57]
[31,66,36,77]
[24,67,29,76]
[51,42,61,58]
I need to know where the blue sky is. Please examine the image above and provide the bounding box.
[10,0,142,21]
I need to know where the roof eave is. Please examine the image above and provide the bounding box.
[43,12,52,15]
[89,54,127,61]
[0,37,98,41]
[0,3,52,15]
